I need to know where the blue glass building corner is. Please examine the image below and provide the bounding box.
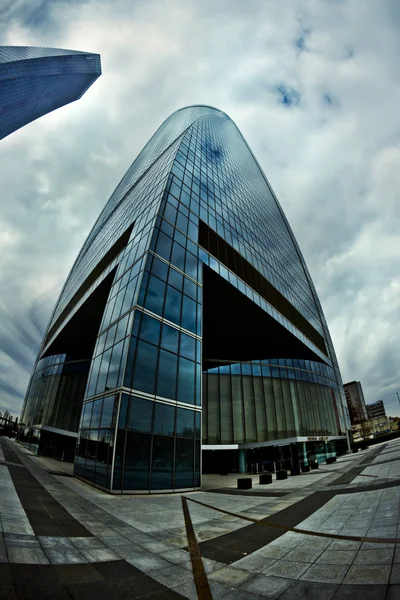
[0,46,101,140]
[20,105,350,492]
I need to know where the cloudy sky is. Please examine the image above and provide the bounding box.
[1,0,399,419]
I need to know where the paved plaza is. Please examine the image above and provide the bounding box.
[1,438,400,599]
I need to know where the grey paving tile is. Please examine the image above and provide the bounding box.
[140,540,173,553]
[254,545,290,560]
[209,580,236,599]
[353,548,394,565]
[202,557,225,575]
[38,536,75,549]
[159,548,191,565]
[328,539,361,551]
[234,555,276,573]
[209,565,255,587]
[316,550,357,565]
[127,554,171,572]
[113,544,144,560]
[241,574,292,598]
[263,559,309,580]
[7,546,49,564]
[44,548,87,564]
[343,564,391,585]
[390,563,400,584]
[70,537,107,549]
[78,548,120,563]
[150,564,195,588]
[387,585,400,600]
[219,589,266,600]
[284,546,324,563]
[300,563,348,584]
[328,584,387,600]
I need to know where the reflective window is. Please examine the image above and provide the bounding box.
[177,357,195,404]
[123,432,151,490]
[132,340,158,394]
[157,349,177,399]
[161,323,179,353]
[176,408,194,438]
[151,436,174,490]
[153,402,175,436]
[128,396,153,433]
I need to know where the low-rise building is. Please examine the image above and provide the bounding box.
[352,416,391,443]
[366,400,386,419]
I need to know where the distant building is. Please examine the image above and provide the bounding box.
[352,416,391,442]
[0,46,101,140]
[344,381,367,425]
[366,400,386,420]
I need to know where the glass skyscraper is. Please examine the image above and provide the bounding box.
[0,46,101,140]
[20,106,350,492]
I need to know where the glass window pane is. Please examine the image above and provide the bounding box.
[140,313,161,345]
[181,295,196,333]
[123,336,137,388]
[168,268,183,291]
[91,398,103,428]
[128,396,153,433]
[176,408,194,438]
[151,256,169,281]
[155,231,172,262]
[96,348,112,395]
[157,349,178,399]
[82,402,93,428]
[106,339,125,390]
[144,275,166,316]
[132,340,158,394]
[164,286,182,325]
[177,357,195,404]
[112,429,126,491]
[101,395,117,428]
[151,436,174,490]
[175,439,194,489]
[180,332,196,361]
[171,242,185,271]
[153,402,175,436]
[123,432,151,490]
[161,323,179,353]
[118,394,129,428]
[195,411,201,439]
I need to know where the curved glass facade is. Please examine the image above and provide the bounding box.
[21,105,350,492]
[0,46,101,140]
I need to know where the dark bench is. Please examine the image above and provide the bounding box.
[290,466,301,476]
[276,469,288,480]
[326,456,337,464]
[352,448,359,453]
[310,460,319,470]
[237,478,252,490]
[301,464,311,473]
[259,473,273,485]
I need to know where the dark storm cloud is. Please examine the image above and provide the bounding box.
[0,0,399,419]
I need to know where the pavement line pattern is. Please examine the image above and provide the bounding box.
[181,497,212,600]
[0,439,92,538]
[187,494,400,545]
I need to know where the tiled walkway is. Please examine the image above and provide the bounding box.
[1,437,400,599]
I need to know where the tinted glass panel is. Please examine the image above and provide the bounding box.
[151,436,174,490]
[123,432,151,490]
[176,408,194,438]
[175,438,194,489]
[128,396,153,433]
[153,402,175,436]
